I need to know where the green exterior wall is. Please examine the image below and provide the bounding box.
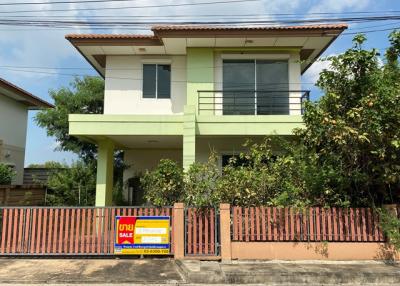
[95,139,114,206]
[183,105,196,170]
[186,48,214,107]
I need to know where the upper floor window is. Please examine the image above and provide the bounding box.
[143,64,171,99]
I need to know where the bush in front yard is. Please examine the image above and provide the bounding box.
[141,159,184,207]
[0,163,15,185]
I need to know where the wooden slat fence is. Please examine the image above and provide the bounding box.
[232,207,387,242]
[185,208,218,256]
[0,207,173,255]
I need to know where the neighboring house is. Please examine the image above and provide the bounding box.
[0,78,53,184]
[66,24,347,206]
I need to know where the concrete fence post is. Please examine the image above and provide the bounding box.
[220,203,232,261]
[173,203,185,259]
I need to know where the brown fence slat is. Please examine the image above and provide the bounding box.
[210,209,215,255]
[11,209,19,253]
[59,209,65,254]
[332,208,338,241]
[47,209,53,253]
[250,207,255,241]
[91,209,97,254]
[204,211,209,255]
[29,209,37,254]
[193,209,197,254]
[1,209,8,253]
[273,208,278,241]
[244,208,249,242]
[256,207,260,241]
[103,208,109,254]
[52,209,59,253]
[327,208,332,241]
[6,209,12,253]
[321,208,327,241]
[338,208,343,241]
[23,209,31,253]
[41,208,48,254]
[356,208,361,242]
[110,208,115,254]
[361,208,367,242]
[75,209,81,254]
[187,209,192,254]
[198,212,203,254]
[97,209,103,254]
[17,209,23,253]
[367,208,373,242]
[63,209,71,253]
[35,208,42,254]
[69,209,75,253]
[261,207,267,241]
[315,207,320,241]
[232,207,237,241]
[302,209,307,241]
[309,208,314,241]
[238,207,242,241]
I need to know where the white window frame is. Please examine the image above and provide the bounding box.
[142,63,171,99]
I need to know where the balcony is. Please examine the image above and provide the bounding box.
[198,90,310,116]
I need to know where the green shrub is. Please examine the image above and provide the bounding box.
[141,159,184,206]
[0,163,15,185]
[184,153,221,208]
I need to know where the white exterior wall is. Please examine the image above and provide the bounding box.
[0,95,28,184]
[123,148,182,201]
[104,55,187,115]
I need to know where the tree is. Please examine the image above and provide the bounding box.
[27,161,65,169]
[0,163,15,185]
[35,76,126,205]
[46,160,96,206]
[141,159,184,206]
[296,33,400,206]
[35,76,104,162]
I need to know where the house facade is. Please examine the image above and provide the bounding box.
[0,78,53,184]
[66,24,347,206]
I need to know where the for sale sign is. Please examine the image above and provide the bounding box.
[114,216,170,255]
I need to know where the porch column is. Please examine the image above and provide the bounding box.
[183,105,196,170]
[95,139,114,206]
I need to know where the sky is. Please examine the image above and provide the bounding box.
[0,0,399,166]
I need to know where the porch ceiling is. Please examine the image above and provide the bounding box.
[106,135,182,149]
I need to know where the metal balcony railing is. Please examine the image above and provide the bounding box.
[197,90,310,116]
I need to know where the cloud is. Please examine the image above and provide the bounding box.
[308,0,371,13]
[302,55,335,85]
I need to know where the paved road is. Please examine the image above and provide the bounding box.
[0,258,183,284]
[0,258,399,285]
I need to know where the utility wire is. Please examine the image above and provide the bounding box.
[0,66,316,86]
[2,15,400,26]
[0,0,260,14]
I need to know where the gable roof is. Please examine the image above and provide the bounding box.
[66,23,348,77]
[66,24,348,41]
[0,78,54,109]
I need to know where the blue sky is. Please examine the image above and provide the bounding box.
[0,0,399,166]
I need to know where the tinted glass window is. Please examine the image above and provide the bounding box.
[143,64,156,98]
[157,64,171,98]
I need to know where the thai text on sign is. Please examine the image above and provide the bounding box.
[114,216,170,255]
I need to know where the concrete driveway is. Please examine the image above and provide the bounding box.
[0,258,183,284]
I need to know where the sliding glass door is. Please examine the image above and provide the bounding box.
[222,59,289,115]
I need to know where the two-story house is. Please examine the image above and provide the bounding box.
[66,24,347,206]
[0,78,53,184]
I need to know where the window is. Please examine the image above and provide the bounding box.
[142,64,171,98]
[222,59,289,115]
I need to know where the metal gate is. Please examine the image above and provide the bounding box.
[184,207,220,257]
[0,206,174,255]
